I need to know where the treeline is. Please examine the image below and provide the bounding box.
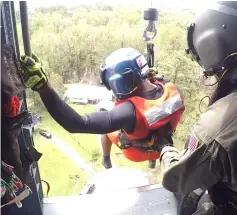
[17,4,212,148]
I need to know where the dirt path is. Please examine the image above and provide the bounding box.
[50,136,96,176]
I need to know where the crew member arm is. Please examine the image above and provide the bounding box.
[160,139,224,195]
[161,92,237,195]
[38,84,135,134]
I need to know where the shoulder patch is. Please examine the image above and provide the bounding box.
[188,134,200,152]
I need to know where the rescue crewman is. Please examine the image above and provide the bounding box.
[19,48,184,169]
[158,1,237,214]
[99,49,184,169]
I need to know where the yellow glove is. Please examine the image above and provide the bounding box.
[20,53,48,91]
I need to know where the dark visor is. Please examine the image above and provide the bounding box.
[100,64,111,90]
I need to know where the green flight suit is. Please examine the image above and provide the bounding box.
[160,91,237,214]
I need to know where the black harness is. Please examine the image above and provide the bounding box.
[118,122,174,152]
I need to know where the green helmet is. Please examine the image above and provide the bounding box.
[186,1,237,79]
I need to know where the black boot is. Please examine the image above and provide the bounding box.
[102,156,112,169]
[149,160,156,169]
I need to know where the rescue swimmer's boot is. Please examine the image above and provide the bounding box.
[149,160,156,169]
[102,156,112,169]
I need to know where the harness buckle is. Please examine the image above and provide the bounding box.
[119,131,157,152]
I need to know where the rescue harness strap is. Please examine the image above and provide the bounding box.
[118,123,174,152]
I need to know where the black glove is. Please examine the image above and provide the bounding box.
[20,53,48,91]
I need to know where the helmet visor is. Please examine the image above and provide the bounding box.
[100,64,111,90]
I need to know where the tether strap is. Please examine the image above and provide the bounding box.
[22,146,42,165]
[21,147,42,183]
[147,42,154,68]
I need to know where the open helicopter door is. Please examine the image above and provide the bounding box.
[1,1,180,215]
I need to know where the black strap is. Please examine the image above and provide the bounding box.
[147,42,154,68]
[118,131,155,151]
[21,146,42,165]
[118,121,175,152]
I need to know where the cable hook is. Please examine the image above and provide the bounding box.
[142,21,157,42]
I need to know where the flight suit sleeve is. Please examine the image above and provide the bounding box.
[161,92,237,195]
[160,136,223,195]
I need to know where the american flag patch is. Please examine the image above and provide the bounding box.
[188,135,199,152]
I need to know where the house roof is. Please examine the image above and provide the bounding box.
[66,84,113,101]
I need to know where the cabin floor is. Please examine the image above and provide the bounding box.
[43,184,179,215]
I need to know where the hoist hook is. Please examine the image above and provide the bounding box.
[142,21,157,42]
[142,7,159,68]
[142,8,158,42]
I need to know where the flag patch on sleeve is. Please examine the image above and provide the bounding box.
[188,134,200,152]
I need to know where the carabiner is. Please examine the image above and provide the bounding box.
[142,21,157,41]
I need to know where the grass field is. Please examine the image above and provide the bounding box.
[33,103,156,197]
[34,134,88,197]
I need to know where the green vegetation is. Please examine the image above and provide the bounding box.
[35,133,88,197]
[22,4,207,150]
[20,3,212,196]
